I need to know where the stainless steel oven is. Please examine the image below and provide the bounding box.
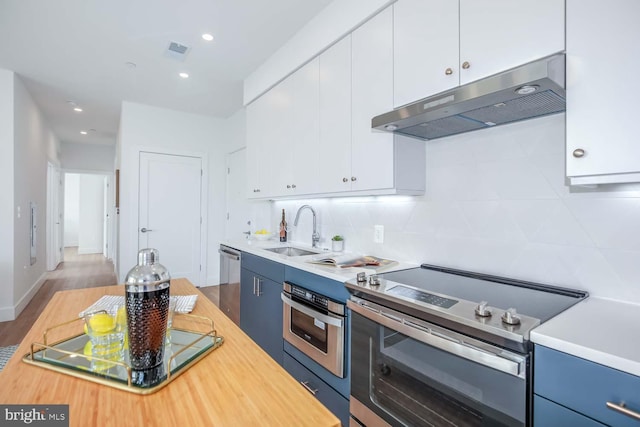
[349,297,527,426]
[282,281,346,378]
[345,264,588,427]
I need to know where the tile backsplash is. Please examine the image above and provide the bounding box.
[262,113,640,304]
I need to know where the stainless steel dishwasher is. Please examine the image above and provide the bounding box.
[219,245,241,325]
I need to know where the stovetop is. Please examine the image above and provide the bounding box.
[345,264,588,353]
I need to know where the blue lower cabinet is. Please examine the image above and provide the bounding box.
[534,395,605,427]
[534,345,640,427]
[240,253,284,366]
[284,352,349,427]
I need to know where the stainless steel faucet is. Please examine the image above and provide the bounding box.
[293,205,320,248]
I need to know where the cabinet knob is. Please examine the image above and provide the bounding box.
[286,185,291,189]
[342,177,348,183]
[351,176,357,182]
[292,184,296,189]
[573,148,586,158]
[462,61,470,70]
[445,67,453,75]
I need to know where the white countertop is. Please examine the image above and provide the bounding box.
[531,296,640,377]
[221,238,417,283]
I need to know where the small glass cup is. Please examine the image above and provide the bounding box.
[84,304,126,371]
[165,296,178,345]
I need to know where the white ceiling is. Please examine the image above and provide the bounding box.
[0,0,333,146]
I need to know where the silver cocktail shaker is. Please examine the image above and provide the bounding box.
[124,248,170,383]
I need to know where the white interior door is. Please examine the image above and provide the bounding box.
[139,152,203,284]
[225,148,250,239]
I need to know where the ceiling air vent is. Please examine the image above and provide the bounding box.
[165,41,190,61]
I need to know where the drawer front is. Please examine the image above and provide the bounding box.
[284,352,349,427]
[535,345,640,426]
[534,395,605,427]
[241,252,284,283]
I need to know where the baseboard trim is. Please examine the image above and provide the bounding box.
[0,306,14,322]
[11,272,48,320]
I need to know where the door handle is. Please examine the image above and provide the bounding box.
[140,228,154,233]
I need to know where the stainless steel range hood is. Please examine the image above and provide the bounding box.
[372,54,565,141]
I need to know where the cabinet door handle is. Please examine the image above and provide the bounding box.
[342,177,348,183]
[606,402,640,421]
[445,67,453,75]
[256,278,262,296]
[252,277,257,295]
[462,61,470,69]
[291,184,296,189]
[300,381,318,395]
[573,148,585,158]
[351,176,357,182]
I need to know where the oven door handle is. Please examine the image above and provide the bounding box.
[281,293,344,328]
[348,300,525,378]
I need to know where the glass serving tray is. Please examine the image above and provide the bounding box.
[22,314,224,395]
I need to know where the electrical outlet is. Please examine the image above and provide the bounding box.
[374,225,384,243]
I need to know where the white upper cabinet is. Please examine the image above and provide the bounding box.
[393,0,565,107]
[351,7,395,191]
[394,0,459,108]
[245,5,425,199]
[246,87,276,199]
[277,59,320,196]
[459,0,565,85]
[318,36,352,193]
[247,60,320,199]
[566,0,640,185]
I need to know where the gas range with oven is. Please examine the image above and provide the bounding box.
[345,264,587,427]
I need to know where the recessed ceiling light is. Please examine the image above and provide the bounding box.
[73,107,83,112]
[202,33,214,42]
[179,72,189,79]
[80,131,88,135]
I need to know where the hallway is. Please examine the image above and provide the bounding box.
[0,247,117,346]
[0,247,220,347]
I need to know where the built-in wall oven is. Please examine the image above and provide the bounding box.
[282,281,346,378]
[345,264,587,427]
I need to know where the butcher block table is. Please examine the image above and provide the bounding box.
[0,278,340,427]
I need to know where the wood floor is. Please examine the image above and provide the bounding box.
[0,247,221,347]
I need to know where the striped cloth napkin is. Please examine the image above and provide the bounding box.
[79,294,198,317]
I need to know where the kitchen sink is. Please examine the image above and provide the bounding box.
[264,246,321,257]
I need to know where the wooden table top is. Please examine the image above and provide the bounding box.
[0,279,340,427]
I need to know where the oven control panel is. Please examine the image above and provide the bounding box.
[386,285,458,309]
[290,285,328,309]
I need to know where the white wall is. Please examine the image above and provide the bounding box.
[0,71,61,321]
[60,141,115,172]
[64,173,80,246]
[0,69,15,320]
[118,102,227,286]
[65,172,106,254]
[78,174,105,254]
[267,114,640,304]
